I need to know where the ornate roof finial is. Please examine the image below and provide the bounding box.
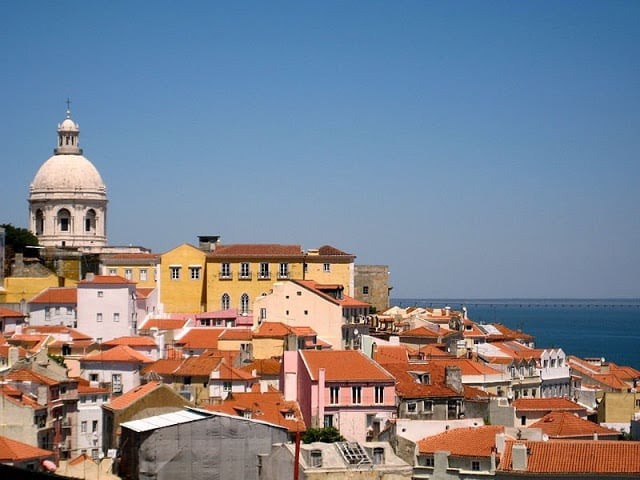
[65,98,72,118]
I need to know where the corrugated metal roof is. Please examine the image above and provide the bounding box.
[120,409,213,432]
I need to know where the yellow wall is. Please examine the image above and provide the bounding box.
[102,265,158,289]
[1,274,62,303]
[159,244,207,313]
[252,337,285,360]
[304,256,354,296]
[598,391,640,423]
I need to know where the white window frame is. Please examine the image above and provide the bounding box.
[189,265,201,280]
[170,266,181,280]
[323,263,330,272]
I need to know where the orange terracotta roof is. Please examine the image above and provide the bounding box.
[254,322,294,338]
[136,287,155,299]
[464,385,494,401]
[105,381,163,410]
[529,411,619,439]
[214,362,257,381]
[103,336,158,347]
[174,354,224,377]
[139,318,190,330]
[78,275,135,285]
[418,425,506,457]
[486,323,535,342]
[175,328,225,350]
[29,287,77,304]
[300,350,394,382]
[0,307,25,318]
[0,384,46,409]
[208,244,302,257]
[372,345,410,364]
[0,344,29,360]
[429,358,504,376]
[513,398,585,412]
[101,253,159,261]
[241,358,282,376]
[381,362,460,398]
[203,389,306,432]
[142,359,185,376]
[81,345,154,364]
[293,280,370,308]
[316,245,353,257]
[3,368,59,386]
[219,329,252,341]
[0,435,53,461]
[20,325,91,340]
[400,326,445,338]
[499,440,640,474]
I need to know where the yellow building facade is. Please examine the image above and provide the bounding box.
[157,242,356,314]
[100,253,159,289]
[159,243,207,313]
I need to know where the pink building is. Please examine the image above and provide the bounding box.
[283,349,396,442]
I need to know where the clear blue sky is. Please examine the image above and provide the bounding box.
[1,1,638,298]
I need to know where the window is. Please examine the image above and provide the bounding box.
[55,307,60,315]
[375,386,384,403]
[241,293,249,314]
[259,308,267,321]
[372,447,385,465]
[139,269,148,281]
[113,312,120,322]
[330,386,340,404]
[97,291,104,298]
[221,293,230,310]
[279,263,289,278]
[108,268,117,276]
[407,402,417,413]
[58,209,71,232]
[423,456,434,467]
[220,263,231,278]
[471,461,481,471]
[45,307,51,320]
[223,381,232,392]
[189,266,201,280]
[259,262,270,279]
[551,358,556,368]
[352,386,362,404]
[323,415,334,428]
[112,374,122,394]
[310,449,323,467]
[92,420,98,432]
[96,313,103,322]
[424,400,434,412]
[363,286,369,295]
[323,263,330,272]
[124,269,133,280]
[240,263,250,278]
[81,421,87,433]
[170,266,181,280]
[89,374,98,383]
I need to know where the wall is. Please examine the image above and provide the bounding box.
[354,265,390,313]
[159,244,207,313]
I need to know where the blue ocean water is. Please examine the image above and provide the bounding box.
[392,298,640,370]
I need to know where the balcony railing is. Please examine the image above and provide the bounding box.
[238,272,252,280]
[218,272,232,280]
[258,273,271,280]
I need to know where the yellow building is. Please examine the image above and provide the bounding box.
[100,252,159,288]
[159,243,207,313]
[157,241,356,315]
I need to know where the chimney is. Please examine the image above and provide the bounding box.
[8,346,19,367]
[495,433,506,454]
[511,443,528,471]
[445,365,463,393]
[85,272,95,282]
[13,253,25,276]
[433,451,450,472]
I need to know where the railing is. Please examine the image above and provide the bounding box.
[277,272,289,279]
[238,272,252,280]
[258,273,271,280]
[218,272,232,280]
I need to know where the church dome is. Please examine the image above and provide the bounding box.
[31,154,106,192]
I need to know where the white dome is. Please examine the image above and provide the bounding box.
[58,118,78,131]
[31,154,106,192]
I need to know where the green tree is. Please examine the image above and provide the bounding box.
[301,426,345,444]
[1,224,39,254]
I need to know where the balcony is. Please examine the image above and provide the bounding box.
[277,272,290,279]
[238,272,252,281]
[218,272,232,280]
[258,273,271,280]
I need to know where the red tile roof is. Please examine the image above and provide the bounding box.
[136,287,155,299]
[105,381,163,410]
[0,307,25,318]
[316,245,354,257]
[102,336,158,347]
[20,325,91,340]
[78,275,135,285]
[219,329,252,341]
[529,411,620,439]
[0,384,46,409]
[0,435,54,461]
[0,343,29,360]
[208,244,302,258]
[300,350,394,382]
[203,390,306,432]
[175,328,225,350]
[29,287,77,304]
[3,368,60,386]
[241,358,282,376]
[400,326,447,338]
[139,318,190,331]
[513,397,585,412]
[293,280,370,308]
[418,425,506,457]
[142,359,185,376]
[101,253,159,261]
[381,362,460,399]
[81,345,154,364]
[498,440,640,474]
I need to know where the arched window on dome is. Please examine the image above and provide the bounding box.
[240,293,250,314]
[57,209,71,232]
[221,293,230,311]
[35,209,44,235]
[85,209,96,233]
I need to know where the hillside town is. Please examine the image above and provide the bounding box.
[1,111,639,479]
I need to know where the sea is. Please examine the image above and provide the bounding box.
[392,298,640,371]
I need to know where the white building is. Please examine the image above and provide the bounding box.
[77,382,110,459]
[77,274,137,341]
[28,287,78,327]
[28,108,108,251]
